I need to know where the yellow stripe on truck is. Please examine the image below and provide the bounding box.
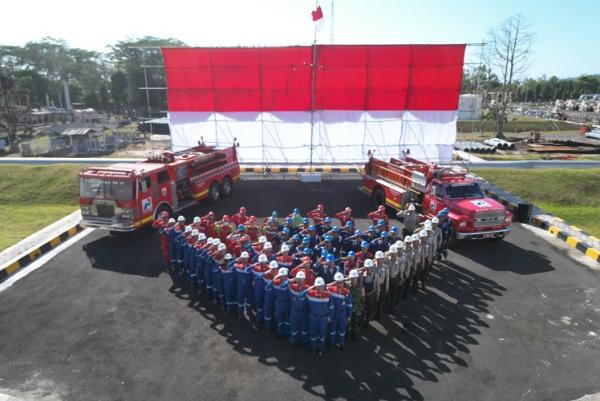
[386,198,401,209]
[192,189,209,200]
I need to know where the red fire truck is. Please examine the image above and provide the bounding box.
[79,143,240,231]
[360,153,512,240]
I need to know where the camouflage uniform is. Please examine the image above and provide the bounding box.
[348,281,365,339]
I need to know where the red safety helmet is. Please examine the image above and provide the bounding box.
[239,206,247,214]
[345,206,352,214]
[317,203,324,211]
[222,215,230,222]
[239,235,249,243]
[249,215,257,222]
[377,205,385,212]
[208,211,216,218]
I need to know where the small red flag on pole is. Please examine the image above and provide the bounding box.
[311,5,323,21]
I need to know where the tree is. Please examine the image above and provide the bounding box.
[486,14,534,138]
[110,71,129,113]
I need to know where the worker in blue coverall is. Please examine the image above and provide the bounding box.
[234,251,253,318]
[438,208,453,261]
[289,270,310,346]
[307,277,334,356]
[262,260,279,331]
[212,243,228,303]
[252,254,269,320]
[220,253,236,313]
[327,272,353,350]
[176,225,192,275]
[168,216,185,269]
[188,232,206,287]
[273,267,291,336]
[204,239,220,299]
[194,237,213,292]
[184,229,199,284]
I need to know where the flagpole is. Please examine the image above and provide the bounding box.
[309,2,318,172]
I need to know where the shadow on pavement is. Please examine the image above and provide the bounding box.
[168,260,506,401]
[452,238,555,275]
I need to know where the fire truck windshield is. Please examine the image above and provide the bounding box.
[80,177,135,200]
[444,182,484,199]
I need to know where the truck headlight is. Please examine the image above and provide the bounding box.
[81,205,92,215]
[458,221,467,228]
[120,208,134,219]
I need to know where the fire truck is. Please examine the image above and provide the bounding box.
[79,143,240,231]
[360,153,512,240]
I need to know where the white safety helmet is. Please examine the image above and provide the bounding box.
[191,229,199,236]
[198,233,207,241]
[281,244,290,252]
[168,218,176,224]
[185,226,192,233]
[258,254,268,263]
[408,204,416,211]
[240,251,249,259]
[269,260,279,269]
[296,270,306,280]
[431,217,439,224]
[334,272,344,282]
[364,259,374,268]
[278,267,289,276]
[206,238,214,245]
[349,269,359,279]
[218,243,227,251]
[224,253,233,260]
[389,244,398,253]
[375,251,385,259]
[404,236,412,243]
[396,240,405,249]
[419,230,428,238]
[315,277,326,287]
[213,238,221,245]
[263,242,273,250]
[193,216,201,223]
[258,236,267,244]
[177,216,185,222]
[411,234,420,242]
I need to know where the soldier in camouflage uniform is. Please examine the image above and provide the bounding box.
[347,268,365,340]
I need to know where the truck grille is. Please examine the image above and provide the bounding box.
[96,204,115,218]
[474,210,505,228]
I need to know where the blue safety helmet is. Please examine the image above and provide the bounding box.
[286,217,293,224]
[345,221,353,227]
[377,219,385,227]
[293,208,300,215]
[354,229,362,236]
[391,226,398,234]
[293,234,301,241]
[302,237,310,244]
[380,231,388,238]
[324,217,332,224]
[347,251,356,258]
[302,217,309,224]
[361,241,369,248]
[271,211,278,218]
[282,227,290,235]
[321,249,329,257]
[368,225,375,232]
[326,254,335,262]
[332,226,339,232]
[437,207,449,217]
[237,224,246,231]
[324,234,333,241]
[303,248,313,255]
[309,225,316,231]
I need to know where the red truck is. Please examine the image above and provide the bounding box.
[360,153,512,240]
[79,143,240,231]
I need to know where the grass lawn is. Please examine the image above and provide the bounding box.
[0,164,83,251]
[473,168,600,237]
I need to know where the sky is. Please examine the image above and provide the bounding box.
[1,0,598,78]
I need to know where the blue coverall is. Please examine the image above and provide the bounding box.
[193,245,207,288]
[211,256,223,303]
[220,260,237,313]
[329,286,353,348]
[307,290,334,351]
[167,226,182,267]
[252,264,268,320]
[262,273,276,329]
[273,278,291,336]
[289,283,309,345]
[235,263,253,317]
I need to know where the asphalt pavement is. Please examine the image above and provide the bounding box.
[0,179,599,401]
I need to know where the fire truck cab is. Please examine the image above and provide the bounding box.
[79,143,240,231]
[361,153,512,240]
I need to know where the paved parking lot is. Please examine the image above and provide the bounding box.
[0,179,599,401]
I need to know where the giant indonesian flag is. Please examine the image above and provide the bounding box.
[162,44,465,164]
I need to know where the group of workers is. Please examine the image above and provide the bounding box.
[152,203,454,356]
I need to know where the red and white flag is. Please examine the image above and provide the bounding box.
[311,5,325,31]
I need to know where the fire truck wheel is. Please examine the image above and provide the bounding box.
[372,189,386,210]
[209,182,221,203]
[221,176,233,197]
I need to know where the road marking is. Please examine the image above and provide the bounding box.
[0,228,94,293]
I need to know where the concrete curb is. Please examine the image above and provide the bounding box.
[0,224,84,282]
[478,179,599,264]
